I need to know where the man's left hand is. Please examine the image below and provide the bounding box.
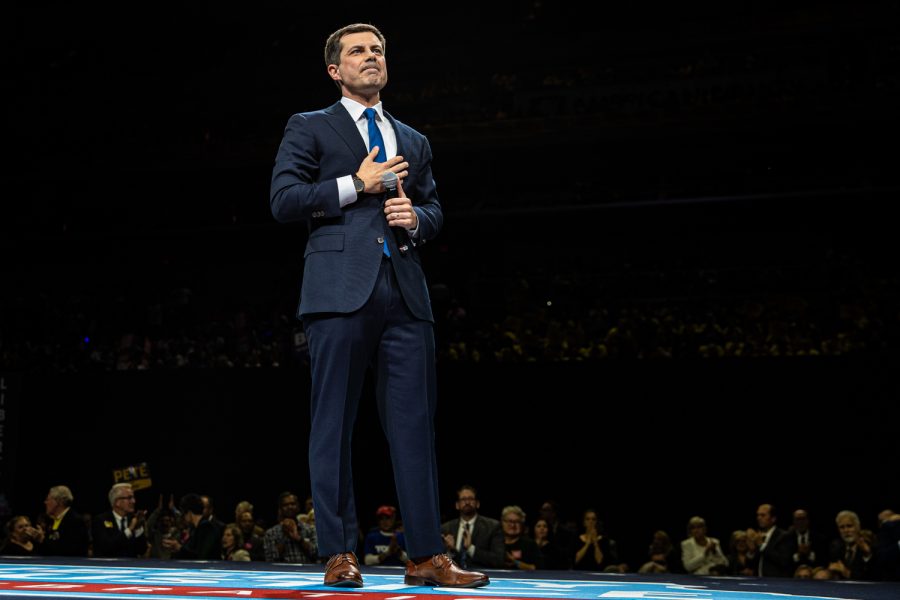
[384,181,417,230]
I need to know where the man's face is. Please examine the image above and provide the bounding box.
[757,505,775,530]
[792,510,810,533]
[456,491,479,518]
[114,489,137,515]
[280,495,300,519]
[44,494,61,516]
[201,496,213,519]
[837,516,859,543]
[238,511,255,534]
[333,32,387,96]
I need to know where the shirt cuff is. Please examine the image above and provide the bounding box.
[337,175,357,208]
[406,208,421,241]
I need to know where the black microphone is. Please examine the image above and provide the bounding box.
[381,171,409,254]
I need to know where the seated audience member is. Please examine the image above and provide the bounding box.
[501,505,544,570]
[92,483,148,558]
[221,524,251,561]
[364,505,408,566]
[681,516,728,575]
[1,516,41,556]
[573,509,619,571]
[163,493,222,560]
[35,485,89,557]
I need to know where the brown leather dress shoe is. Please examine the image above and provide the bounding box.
[324,552,363,587]
[405,553,489,587]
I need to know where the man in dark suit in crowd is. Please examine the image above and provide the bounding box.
[876,509,900,581]
[785,508,828,569]
[35,485,89,556]
[92,483,148,557]
[828,510,877,580]
[441,485,505,569]
[270,22,486,589]
[161,493,220,560]
[200,495,226,545]
[749,503,793,577]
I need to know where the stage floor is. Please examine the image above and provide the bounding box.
[1,559,898,600]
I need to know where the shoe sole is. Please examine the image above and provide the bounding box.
[325,579,364,588]
[404,576,489,588]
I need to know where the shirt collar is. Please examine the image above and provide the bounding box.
[52,507,71,528]
[341,97,384,122]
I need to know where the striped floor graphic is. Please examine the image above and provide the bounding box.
[1,561,897,600]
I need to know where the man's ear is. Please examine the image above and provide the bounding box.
[327,64,342,83]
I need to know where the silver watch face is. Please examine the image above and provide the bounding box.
[354,177,364,193]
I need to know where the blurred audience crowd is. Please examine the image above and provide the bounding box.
[2,483,899,582]
[1,249,895,371]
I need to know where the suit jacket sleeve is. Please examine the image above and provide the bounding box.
[681,539,703,573]
[270,113,343,223]
[472,519,506,568]
[405,136,442,244]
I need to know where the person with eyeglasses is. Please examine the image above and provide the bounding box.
[501,506,544,570]
[92,482,148,557]
[440,485,505,569]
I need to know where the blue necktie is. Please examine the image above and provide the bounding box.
[365,108,391,257]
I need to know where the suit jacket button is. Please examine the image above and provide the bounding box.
[377,237,384,244]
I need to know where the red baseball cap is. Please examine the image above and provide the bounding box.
[376,505,396,517]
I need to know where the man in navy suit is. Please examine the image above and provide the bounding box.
[270,23,487,589]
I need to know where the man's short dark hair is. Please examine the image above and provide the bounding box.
[180,493,204,515]
[324,23,386,68]
[457,484,478,498]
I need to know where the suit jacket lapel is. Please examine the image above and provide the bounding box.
[324,101,369,161]
[385,110,408,158]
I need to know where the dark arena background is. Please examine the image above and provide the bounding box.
[2,1,899,599]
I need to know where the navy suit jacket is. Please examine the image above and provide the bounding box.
[270,101,443,322]
[441,516,506,569]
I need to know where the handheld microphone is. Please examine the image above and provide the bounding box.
[381,171,409,254]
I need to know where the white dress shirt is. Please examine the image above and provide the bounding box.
[336,97,398,208]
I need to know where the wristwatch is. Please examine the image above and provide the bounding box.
[352,173,365,195]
